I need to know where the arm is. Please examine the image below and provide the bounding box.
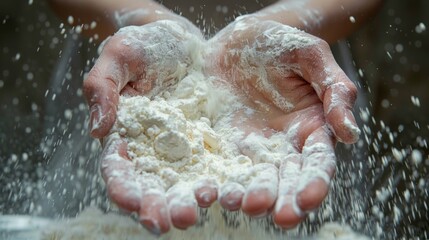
[47,0,191,40]
[253,0,384,43]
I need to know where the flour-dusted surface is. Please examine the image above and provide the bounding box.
[39,206,370,240]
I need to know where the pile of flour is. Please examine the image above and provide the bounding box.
[112,69,295,194]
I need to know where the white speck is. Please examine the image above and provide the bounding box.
[26,72,34,81]
[90,21,97,29]
[419,178,425,189]
[403,189,410,202]
[358,69,364,77]
[411,96,421,107]
[22,152,29,161]
[76,88,83,97]
[395,44,403,53]
[15,53,21,60]
[75,25,82,34]
[359,109,369,123]
[393,205,401,224]
[375,187,390,202]
[0,80,4,88]
[64,109,73,120]
[386,51,392,59]
[411,149,422,166]
[381,99,390,108]
[221,6,229,14]
[25,127,32,133]
[67,16,74,25]
[415,22,426,33]
[28,0,33,5]
[392,148,403,162]
[12,97,19,105]
[52,93,56,101]
[31,103,38,111]
[349,16,356,23]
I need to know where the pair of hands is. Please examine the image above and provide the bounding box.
[83,15,360,234]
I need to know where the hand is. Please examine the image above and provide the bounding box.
[204,16,360,228]
[83,20,204,233]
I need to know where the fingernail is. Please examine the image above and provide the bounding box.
[142,219,161,235]
[344,110,361,141]
[89,104,101,133]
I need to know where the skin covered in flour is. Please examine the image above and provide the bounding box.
[88,18,360,234]
[48,0,383,235]
[205,17,360,228]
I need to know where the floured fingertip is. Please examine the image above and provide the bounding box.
[296,178,330,212]
[273,195,306,229]
[139,194,170,234]
[193,179,218,207]
[327,109,360,144]
[219,182,245,211]
[343,111,361,143]
[167,183,198,229]
[242,164,278,216]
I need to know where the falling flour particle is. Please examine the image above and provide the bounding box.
[67,16,74,25]
[415,22,426,33]
[411,149,422,166]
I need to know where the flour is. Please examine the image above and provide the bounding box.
[40,206,370,240]
[100,21,337,216]
[111,72,259,192]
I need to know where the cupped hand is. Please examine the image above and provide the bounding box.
[84,20,202,139]
[204,16,360,228]
[83,20,206,234]
[85,16,361,234]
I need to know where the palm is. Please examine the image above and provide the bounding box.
[203,18,360,226]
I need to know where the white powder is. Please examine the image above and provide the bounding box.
[110,70,273,195]
[40,206,370,240]
[38,22,367,239]
[101,21,335,215]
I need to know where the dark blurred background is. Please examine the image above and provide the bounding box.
[0,0,428,239]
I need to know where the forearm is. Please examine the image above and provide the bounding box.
[253,0,384,44]
[48,0,182,40]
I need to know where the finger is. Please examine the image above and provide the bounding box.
[102,133,171,234]
[219,182,245,211]
[167,183,198,229]
[139,189,171,235]
[242,163,278,217]
[273,153,306,229]
[193,179,218,208]
[296,126,336,212]
[83,36,142,138]
[101,133,141,212]
[295,40,360,143]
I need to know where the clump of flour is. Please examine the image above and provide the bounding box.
[113,70,260,190]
